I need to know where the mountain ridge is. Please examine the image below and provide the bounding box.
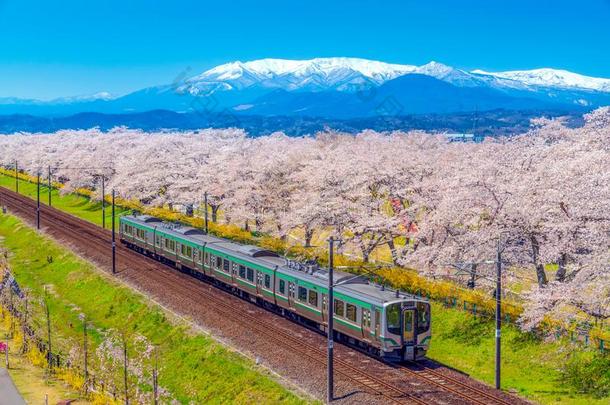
[1,57,609,118]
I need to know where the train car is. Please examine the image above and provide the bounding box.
[120,214,431,361]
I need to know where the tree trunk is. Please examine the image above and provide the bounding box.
[530,235,548,287]
[304,228,314,248]
[535,264,548,287]
[387,239,400,265]
[556,253,567,282]
[211,205,219,222]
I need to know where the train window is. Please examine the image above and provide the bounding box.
[279,280,286,294]
[223,259,230,272]
[334,299,345,317]
[197,250,202,262]
[264,274,271,289]
[298,286,307,302]
[215,256,222,269]
[204,252,209,265]
[386,304,401,335]
[246,268,254,282]
[155,235,160,246]
[417,302,431,334]
[239,265,246,278]
[308,290,318,307]
[346,303,357,322]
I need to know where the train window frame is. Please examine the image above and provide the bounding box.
[246,267,254,282]
[222,259,230,272]
[264,274,271,289]
[386,304,401,335]
[298,286,307,302]
[239,265,246,278]
[279,279,286,295]
[308,290,318,307]
[417,302,431,334]
[215,256,222,269]
[346,303,357,323]
[155,235,160,246]
[204,252,209,266]
[334,299,345,317]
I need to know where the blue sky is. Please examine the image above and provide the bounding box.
[1,0,609,99]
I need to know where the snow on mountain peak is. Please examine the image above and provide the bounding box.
[181,57,610,97]
[471,68,610,92]
[185,57,418,93]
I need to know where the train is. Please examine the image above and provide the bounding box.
[119,214,431,362]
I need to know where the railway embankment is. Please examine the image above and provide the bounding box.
[0,214,311,404]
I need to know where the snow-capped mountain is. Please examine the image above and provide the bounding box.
[472,68,610,92]
[1,57,609,119]
[180,57,418,94]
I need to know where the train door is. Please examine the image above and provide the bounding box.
[256,270,263,296]
[287,282,296,308]
[321,294,327,325]
[403,308,417,361]
[361,309,372,340]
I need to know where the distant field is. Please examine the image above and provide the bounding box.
[0,214,310,404]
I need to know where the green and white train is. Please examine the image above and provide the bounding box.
[120,214,431,361]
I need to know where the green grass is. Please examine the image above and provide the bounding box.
[0,175,129,229]
[0,214,310,404]
[428,302,609,404]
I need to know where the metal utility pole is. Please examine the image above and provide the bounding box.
[47,166,52,206]
[327,236,335,403]
[204,192,209,234]
[112,189,116,274]
[152,347,158,405]
[45,294,52,370]
[495,242,502,390]
[123,334,129,405]
[83,316,88,392]
[14,161,18,193]
[37,172,41,229]
[101,177,106,229]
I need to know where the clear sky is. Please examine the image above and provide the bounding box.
[1,0,609,100]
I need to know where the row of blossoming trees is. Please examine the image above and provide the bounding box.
[0,108,608,331]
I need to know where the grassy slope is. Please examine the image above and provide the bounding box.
[0,176,129,229]
[1,178,608,404]
[0,214,308,404]
[429,303,608,404]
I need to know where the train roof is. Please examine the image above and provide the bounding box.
[121,214,428,307]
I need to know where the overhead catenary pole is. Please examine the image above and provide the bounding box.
[37,172,41,229]
[495,241,502,390]
[204,192,209,234]
[112,189,116,274]
[83,316,88,392]
[101,176,106,229]
[153,347,158,405]
[123,333,129,405]
[327,236,334,403]
[47,166,52,206]
[45,292,52,370]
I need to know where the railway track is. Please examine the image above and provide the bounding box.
[0,186,524,404]
[403,362,514,405]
